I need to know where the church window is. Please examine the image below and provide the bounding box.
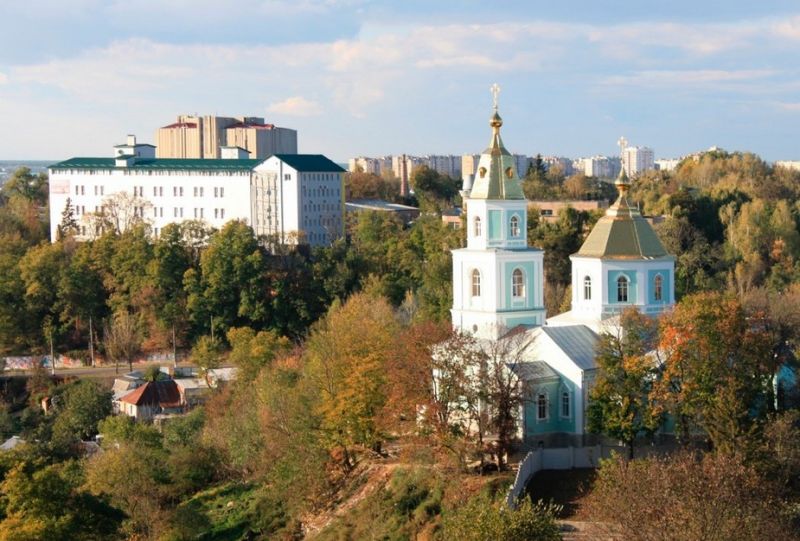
[471,269,481,297]
[537,393,548,420]
[479,167,487,178]
[474,216,482,237]
[561,392,570,417]
[512,269,525,298]
[617,275,629,303]
[583,276,592,300]
[510,215,520,237]
[654,274,663,301]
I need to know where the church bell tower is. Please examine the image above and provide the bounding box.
[451,85,546,340]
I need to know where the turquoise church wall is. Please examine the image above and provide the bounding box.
[607,270,637,304]
[524,377,577,437]
[646,269,671,304]
[488,210,502,241]
[502,261,537,310]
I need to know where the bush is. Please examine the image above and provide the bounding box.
[586,452,797,541]
[441,494,561,541]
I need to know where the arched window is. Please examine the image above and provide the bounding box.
[583,276,592,300]
[537,393,548,420]
[512,268,525,298]
[474,216,482,237]
[617,275,629,303]
[561,392,570,417]
[654,274,663,301]
[510,215,520,237]
[471,269,481,297]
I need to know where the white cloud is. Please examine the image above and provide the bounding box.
[0,72,7,84]
[601,69,777,88]
[267,96,322,116]
[777,102,800,112]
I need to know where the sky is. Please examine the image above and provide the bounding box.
[1,1,799,162]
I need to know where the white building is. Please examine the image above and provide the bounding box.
[622,145,655,177]
[423,154,462,179]
[579,155,614,178]
[655,158,682,172]
[775,160,800,172]
[49,137,345,247]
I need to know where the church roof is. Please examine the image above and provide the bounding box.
[575,170,670,259]
[541,325,599,370]
[468,110,525,200]
[509,361,559,381]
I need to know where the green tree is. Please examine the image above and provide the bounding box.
[186,221,268,337]
[0,461,123,541]
[226,326,291,382]
[50,380,112,446]
[148,223,192,353]
[191,335,223,388]
[587,308,662,458]
[410,166,458,210]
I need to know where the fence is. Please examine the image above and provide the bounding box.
[506,445,615,508]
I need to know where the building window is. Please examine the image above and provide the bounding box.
[654,274,663,301]
[617,275,629,303]
[512,268,525,298]
[193,187,198,197]
[562,392,570,417]
[173,187,178,196]
[537,393,548,420]
[471,269,481,297]
[584,276,592,300]
[510,215,520,237]
[219,187,224,197]
[474,216,482,237]
[214,187,218,197]
[220,208,225,219]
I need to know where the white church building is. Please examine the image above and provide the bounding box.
[452,99,675,447]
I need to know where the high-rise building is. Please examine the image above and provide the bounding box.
[156,115,297,159]
[621,145,655,177]
[49,136,343,247]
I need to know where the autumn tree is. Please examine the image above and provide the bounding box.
[303,293,398,470]
[103,311,143,373]
[651,292,775,453]
[57,197,79,239]
[587,308,662,458]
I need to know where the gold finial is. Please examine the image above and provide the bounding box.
[489,83,503,129]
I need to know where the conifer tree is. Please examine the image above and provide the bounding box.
[57,197,79,239]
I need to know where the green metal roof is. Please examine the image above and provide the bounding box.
[576,191,671,259]
[272,154,345,173]
[468,112,525,200]
[50,157,261,171]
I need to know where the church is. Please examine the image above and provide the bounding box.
[451,92,676,447]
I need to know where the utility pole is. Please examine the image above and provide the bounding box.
[172,324,178,368]
[89,315,95,367]
[210,316,214,342]
[49,326,55,376]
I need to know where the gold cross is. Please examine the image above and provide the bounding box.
[490,83,501,110]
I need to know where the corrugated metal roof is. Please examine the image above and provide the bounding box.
[509,361,559,381]
[541,325,600,370]
[272,154,345,173]
[576,193,670,259]
[50,157,261,171]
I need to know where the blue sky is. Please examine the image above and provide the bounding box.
[1,1,799,162]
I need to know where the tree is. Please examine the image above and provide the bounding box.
[185,221,268,337]
[651,292,775,452]
[410,166,458,210]
[148,223,192,354]
[1,167,49,206]
[0,461,123,540]
[191,335,222,388]
[103,311,143,373]
[56,198,79,240]
[85,191,151,236]
[226,327,291,382]
[587,309,662,458]
[50,380,112,446]
[303,293,398,470]
[346,171,400,201]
